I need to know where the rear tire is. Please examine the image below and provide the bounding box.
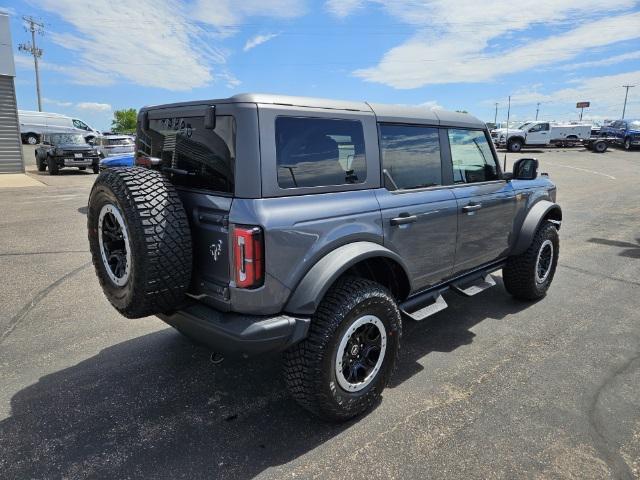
[503,222,559,300]
[47,156,59,175]
[283,276,401,421]
[87,167,193,318]
[624,137,632,150]
[593,140,607,153]
[24,133,38,145]
[508,138,523,152]
[36,156,46,172]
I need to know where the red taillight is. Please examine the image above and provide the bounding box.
[135,155,161,167]
[233,225,264,289]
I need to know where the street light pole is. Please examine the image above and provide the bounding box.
[621,85,635,120]
[494,103,498,125]
[535,102,540,120]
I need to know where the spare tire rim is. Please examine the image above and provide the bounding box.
[98,203,131,286]
[535,239,553,284]
[335,315,387,393]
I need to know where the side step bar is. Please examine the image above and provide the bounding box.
[400,271,499,321]
[401,294,448,321]
[451,274,496,297]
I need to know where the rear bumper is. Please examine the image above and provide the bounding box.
[158,302,310,357]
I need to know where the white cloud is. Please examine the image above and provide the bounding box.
[490,70,640,120]
[419,100,444,110]
[349,1,640,88]
[244,33,279,51]
[29,0,306,91]
[43,97,73,107]
[76,102,112,112]
[0,5,17,15]
[326,0,364,18]
[562,51,640,70]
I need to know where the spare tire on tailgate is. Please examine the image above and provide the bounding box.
[87,167,193,318]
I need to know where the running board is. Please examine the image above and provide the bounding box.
[401,294,448,321]
[451,274,496,297]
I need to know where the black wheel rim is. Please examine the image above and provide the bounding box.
[98,204,131,286]
[335,315,387,392]
[535,240,553,284]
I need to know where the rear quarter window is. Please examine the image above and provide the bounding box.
[275,116,366,189]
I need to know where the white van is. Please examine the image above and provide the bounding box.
[18,110,101,145]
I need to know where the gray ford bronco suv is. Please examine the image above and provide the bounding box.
[87,94,561,421]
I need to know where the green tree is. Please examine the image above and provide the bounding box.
[111,108,137,134]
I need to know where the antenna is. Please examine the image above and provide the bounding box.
[18,16,45,112]
[503,95,511,172]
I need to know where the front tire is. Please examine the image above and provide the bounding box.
[36,156,46,172]
[47,156,59,175]
[503,222,559,300]
[624,137,632,150]
[283,277,401,421]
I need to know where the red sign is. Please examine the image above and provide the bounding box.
[576,102,590,108]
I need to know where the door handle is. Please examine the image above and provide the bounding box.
[390,214,417,226]
[462,203,482,213]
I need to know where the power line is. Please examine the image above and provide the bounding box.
[621,85,635,119]
[18,16,44,112]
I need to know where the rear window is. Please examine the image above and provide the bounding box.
[107,137,132,145]
[137,114,236,193]
[275,117,366,189]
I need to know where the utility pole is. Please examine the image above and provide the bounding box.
[494,102,498,125]
[621,85,635,120]
[18,16,44,112]
[535,102,540,120]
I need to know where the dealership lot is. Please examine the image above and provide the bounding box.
[0,146,638,479]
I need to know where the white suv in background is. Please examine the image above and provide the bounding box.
[93,135,135,158]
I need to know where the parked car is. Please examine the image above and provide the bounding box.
[93,135,135,158]
[87,93,561,421]
[35,133,100,174]
[491,121,591,152]
[19,110,101,145]
[98,153,134,171]
[599,119,640,150]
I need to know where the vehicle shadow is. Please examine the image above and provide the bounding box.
[0,279,532,479]
[30,169,94,176]
[587,237,640,259]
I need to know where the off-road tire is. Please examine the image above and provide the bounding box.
[47,156,59,175]
[508,138,523,153]
[283,276,402,422]
[593,140,607,153]
[87,167,192,318]
[36,156,46,172]
[503,221,559,300]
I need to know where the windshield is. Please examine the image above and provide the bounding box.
[517,122,532,130]
[50,134,87,145]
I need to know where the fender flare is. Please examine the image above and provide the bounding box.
[285,241,411,315]
[512,200,562,255]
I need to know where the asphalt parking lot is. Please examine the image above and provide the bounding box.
[1,145,639,479]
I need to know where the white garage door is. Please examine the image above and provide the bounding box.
[0,75,24,173]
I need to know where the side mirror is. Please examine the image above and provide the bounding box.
[511,157,539,180]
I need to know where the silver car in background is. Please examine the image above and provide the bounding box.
[93,135,135,158]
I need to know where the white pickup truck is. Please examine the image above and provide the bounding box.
[491,121,592,152]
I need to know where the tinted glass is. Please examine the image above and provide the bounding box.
[276,117,366,189]
[448,129,499,184]
[50,133,86,145]
[379,124,442,189]
[137,115,235,193]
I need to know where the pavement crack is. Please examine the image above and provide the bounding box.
[586,342,640,480]
[0,262,92,344]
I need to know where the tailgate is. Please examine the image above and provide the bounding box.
[178,191,232,304]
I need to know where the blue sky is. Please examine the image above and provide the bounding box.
[2,0,640,130]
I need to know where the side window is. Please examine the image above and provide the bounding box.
[540,123,550,131]
[448,129,499,184]
[379,124,442,189]
[275,117,366,189]
[529,123,548,132]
